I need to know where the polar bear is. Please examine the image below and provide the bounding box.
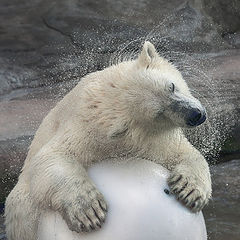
[5,41,211,240]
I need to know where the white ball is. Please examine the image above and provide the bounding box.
[38,159,207,240]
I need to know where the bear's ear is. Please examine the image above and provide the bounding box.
[137,41,158,67]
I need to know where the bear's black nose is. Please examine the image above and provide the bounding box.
[187,108,206,127]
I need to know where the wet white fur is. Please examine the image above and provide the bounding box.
[5,42,211,240]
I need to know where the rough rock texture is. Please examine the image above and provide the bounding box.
[0,214,5,240]
[200,0,240,33]
[203,160,240,240]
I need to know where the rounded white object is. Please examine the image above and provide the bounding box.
[38,159,207,240]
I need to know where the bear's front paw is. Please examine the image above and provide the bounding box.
[167,168,211,213]
[61,190,107,233]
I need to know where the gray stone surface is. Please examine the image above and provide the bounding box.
[200,0,240,33]
[1,0,238,95]
[0,214,6,240]
[203,159,240,240]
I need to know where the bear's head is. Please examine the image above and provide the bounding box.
[82,41,206,138]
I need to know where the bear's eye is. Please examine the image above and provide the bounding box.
[169,83,175,93]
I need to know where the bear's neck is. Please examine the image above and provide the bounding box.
[123,125,184,165]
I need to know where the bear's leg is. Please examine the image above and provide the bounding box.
[167,142,212,212]
[28,149,108,233]
[5,179,40,240]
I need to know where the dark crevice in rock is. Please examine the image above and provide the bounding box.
[41,17,76,46]
[0,48,36,53]
[221,31,237,38]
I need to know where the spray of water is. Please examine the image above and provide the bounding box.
[40,12,237,165]
[110,42,235,163]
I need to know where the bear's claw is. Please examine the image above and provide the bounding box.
[61,191,107,233]
[168,169,211,213]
